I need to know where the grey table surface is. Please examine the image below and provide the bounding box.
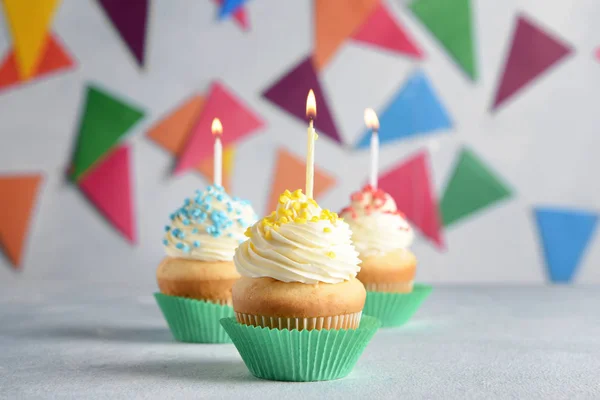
[0,282,599,399]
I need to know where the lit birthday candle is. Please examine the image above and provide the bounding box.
[364,108,380,189]
[212,118,223,187]
[306,90,317,198]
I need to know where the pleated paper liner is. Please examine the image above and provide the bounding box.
[363,284,432,327]
[220,315,381,382]
[154,292,234,343]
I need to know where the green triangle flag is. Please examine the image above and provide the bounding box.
[441,148,512,226]
[71,85,145,181]
[410,0,477,80]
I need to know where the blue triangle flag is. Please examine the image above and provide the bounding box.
[219,0,249,19]
[534,207,598,283]
[355,70,452,148]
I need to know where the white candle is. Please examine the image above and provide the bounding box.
[211,118,223,187]
[306,90,317,198]
[364,108,380,189]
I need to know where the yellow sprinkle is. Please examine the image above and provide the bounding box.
[293,189,302,197]
[279,195,288,204]
[301,211,309,219]
[283,209,293,217]
[279,216,289,224]
[283,189,292,196]
[309,199,318,206]
[326,251,335,258]
[244,227,252,237]
[310,216,319,222]
[265,229,272,240]
[295,217,307,224]
[293,202,301,211]
[323,227,331,233]
[301,202,309,209]
[250,242,255,251]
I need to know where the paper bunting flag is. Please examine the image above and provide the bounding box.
[146,93,238,190]
[70,85,145,182]
[534,207,598,283]
[1,0,62,79]
[218,0,249,18]
[410,0,476,80]
[175,81,264,175]
[96,0,149,66]
[352,4,423,59]
[263,56,342,144]
[0,174,43,268]
[440,147,512,226]
[355,70,452,148]
[79,145,136,243]
[491,15,572,111]
[0,33,75,93]
[267,148,336,213]
[214,0,249,30]
[314,0,379,70]
[378,151,444,248]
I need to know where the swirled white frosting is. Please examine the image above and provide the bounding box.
[164,185,257,261]
[234,189,361,284]
[340,186,414,257]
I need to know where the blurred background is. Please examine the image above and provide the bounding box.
[1,0,599,286]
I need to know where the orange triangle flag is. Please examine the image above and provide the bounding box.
[314,0,379,70]
[0,174,43,268]
[267,148,336,212]
[0,34,75,92]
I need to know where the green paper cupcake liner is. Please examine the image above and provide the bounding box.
[154,292,234,343]
[363,284,432,327]
[220,315,381,382]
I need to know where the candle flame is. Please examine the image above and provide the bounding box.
[211,118,223,136]
[364,108,379,131]
[306,90,316,119]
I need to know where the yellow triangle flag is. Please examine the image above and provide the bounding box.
[2,0,62,79]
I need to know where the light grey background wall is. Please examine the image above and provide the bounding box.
[1,0,600,285]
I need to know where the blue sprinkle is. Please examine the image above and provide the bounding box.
[216,194,224,201]
[184,198,191,205]
[193,240,200,248]
[163,239,169,246]
[164,226,171,232]
[205,195,212,203]
[232,196,240,201]
[236,209,241,215]
[176,242,184,250]
[172,228,180,236]
[182,219,190,226]
[210,230,221,238]
[204,204,212,211]
[227,233,233,238]
[206,226,214,234]
[192,209,201,217]
[238,239,245,244]
[192,228,199,234]
[169,213,176,220]
[226,203,233,212]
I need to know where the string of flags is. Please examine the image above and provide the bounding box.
[0,0,597,283]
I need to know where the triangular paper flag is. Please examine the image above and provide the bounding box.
[263,56,342,144]
[534,207,598,283]
[79,145,136,243]
[314,0,379,70]
[1,0,61,79]
[0,33,75,93]
[0,174,43,268]
[491,15,572,111]
[71,85,145,182]
[146,95,205,156]
[267,148,336,213]
[175,82,264,175]
[410,0,476,80]
[219,0,248,18]
[214,0,249,30]
[355,70,452,148]
[440,147,512,226]
[96,0,149,66]
[352,4,423,59]
[197,146,236,192]
[378,151,444,248]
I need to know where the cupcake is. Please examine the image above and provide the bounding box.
[340,184,431,327]
[154,184,258,343]
[220,189,380,381]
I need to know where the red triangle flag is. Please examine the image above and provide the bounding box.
[352,4,423,58]
[175,81,264,175]
[378,151,444,248]
[79,145,136,243]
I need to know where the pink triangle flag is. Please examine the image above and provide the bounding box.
[79,145,136,243]
[175,81,264,175]
[352,4,423,58]
[378,150,444,248]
